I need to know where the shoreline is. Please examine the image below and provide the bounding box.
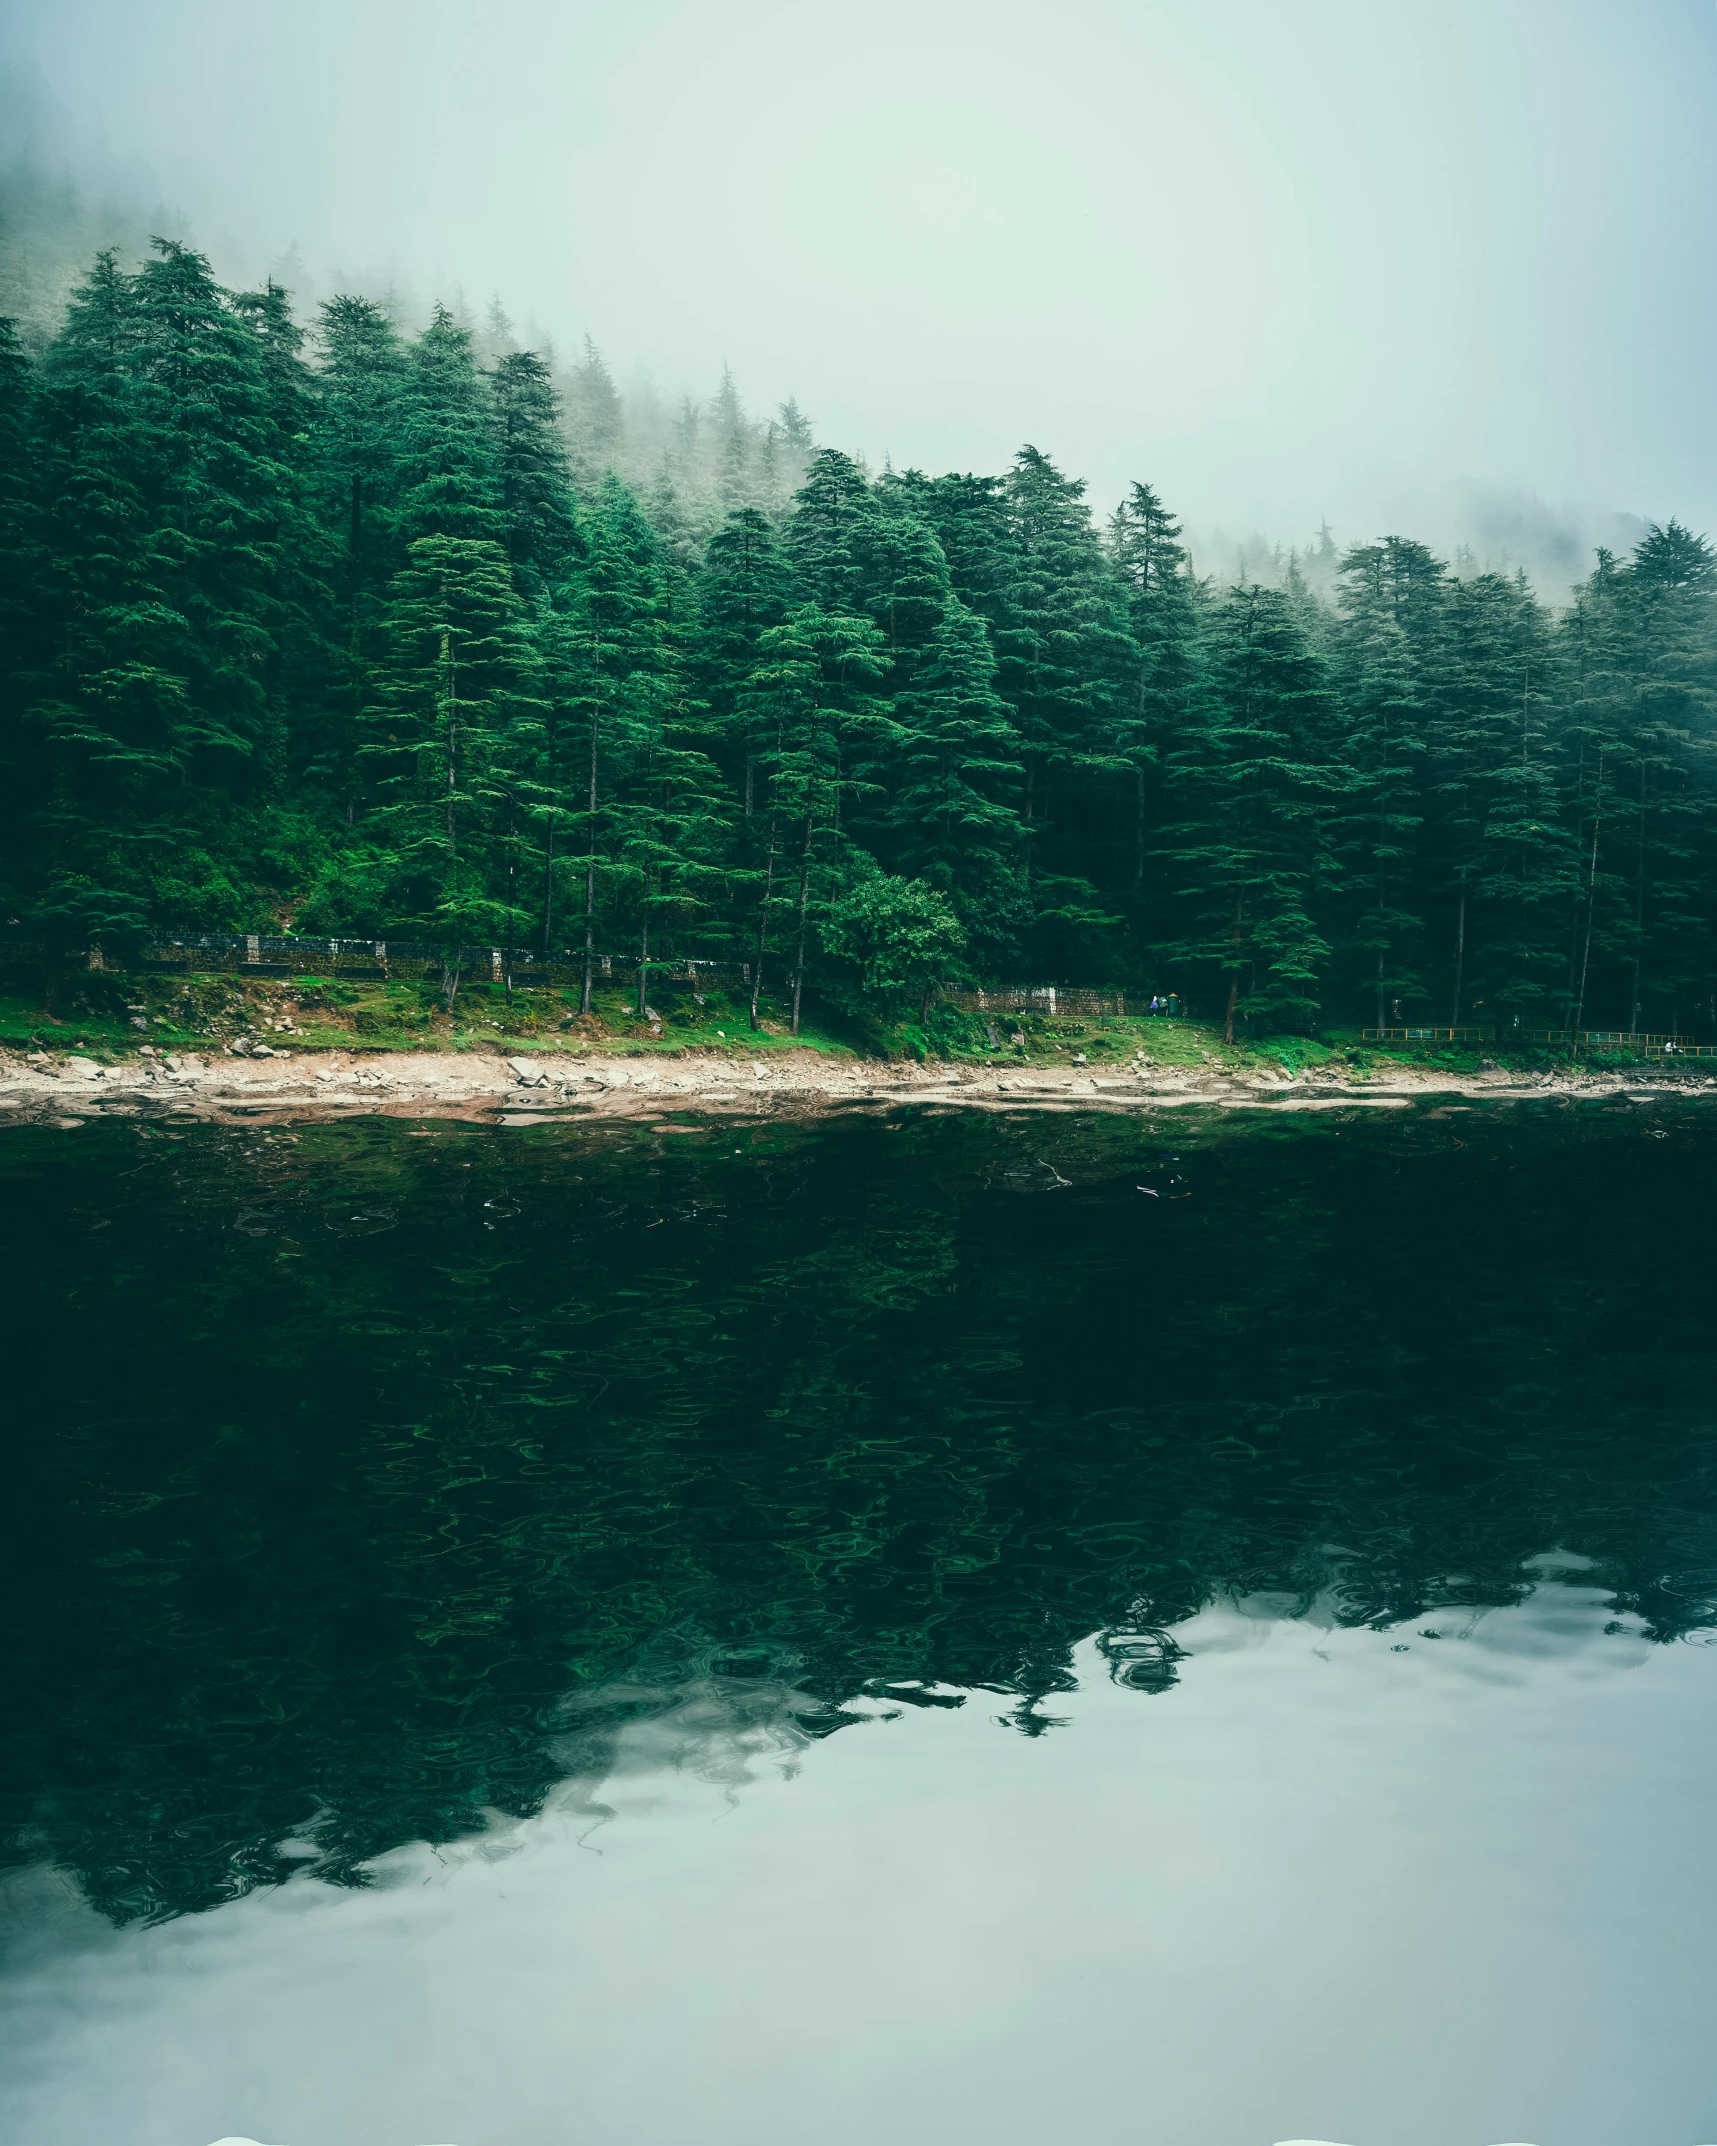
[4,1045,1714,1129]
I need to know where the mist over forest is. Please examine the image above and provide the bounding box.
[3,39,1716,1046]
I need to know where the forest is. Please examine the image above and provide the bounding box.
[2,236,1715,1042]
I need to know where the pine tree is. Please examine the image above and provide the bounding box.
[363,533,542,984]
[785,447,877,615]
[1430,572,1569,1035]
[1334,543,1436,1022]
[563,336,624,493]
[395,307,502,547]
[488,348,578,602]
[739,603,889,1030]
[695,505,796,809]
[886,599,1026,966]
[1163,585,1342,1040]
[864,484,954,684]
[553,474,671,1009]
[996,446,1132,896]
[1106,480,1199,903]
[312,294,409,638]
[1596,524,1717,1031]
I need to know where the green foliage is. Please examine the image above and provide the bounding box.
[4,231,1717,1041]
[819,872,966,1008]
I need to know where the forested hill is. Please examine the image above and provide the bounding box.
[1,239,1714,1042]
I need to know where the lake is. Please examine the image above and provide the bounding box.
[2,1098,1715,2146]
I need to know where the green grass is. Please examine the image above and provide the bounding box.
[1,966,1693,1080]
[0,969,861,1062]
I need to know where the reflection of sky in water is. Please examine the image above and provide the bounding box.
[4,1577,1715,2146]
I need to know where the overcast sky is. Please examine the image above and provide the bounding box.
[3,0,1716,572]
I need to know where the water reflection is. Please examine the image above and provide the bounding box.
[1,1579,1713,2146]
[4,1101,1717,2138]
[4,1103,1717,1924]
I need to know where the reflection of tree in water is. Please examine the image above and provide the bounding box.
[4,1103,1717,1922]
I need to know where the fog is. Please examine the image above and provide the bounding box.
[2,0,1714,588]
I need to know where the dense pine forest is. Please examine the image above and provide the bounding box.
[2,237,1715,1040]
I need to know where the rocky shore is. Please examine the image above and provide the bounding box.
[4,1044,1714,1129]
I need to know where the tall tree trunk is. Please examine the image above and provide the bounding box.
[1133,764,1146,893]
[1573,748,1605,1039]
[580,699,600,1015]
[636,899,650,1019]
[1223,888,1245,1045]
[441,630,458,857]
[790,814,816,1038]
[749,814,779,1030]
[1629,765,1648,1035]
[541,807,555,958]
[1449,882,1467,1029]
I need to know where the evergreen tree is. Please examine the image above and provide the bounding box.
[1106,480,1199,902]
[488,348,579,603]
[886,600,1025,966]
[785,447,877,615]
[739,603,889,1030]
[312,294,409,638]
[695,505,796,811]
[362,533,542,982]
[395,307,502,546]
[563,336,624,493]
[996,446,1132,901]
[554,475,671,1010]
[1163,586,1342,1040]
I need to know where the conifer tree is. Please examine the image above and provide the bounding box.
[696,505,796,811]
[312,295,409,638]
[1163,586,1342,1040]
[785,447,878,616]
[886,600,1025,965]
[563,336,624,493]
[1106,480,1199,901]
[395,307,502,547]
[556,475,670,1009]
[739,603,889,1030]
[488,349,578,603]
[996,446,1131,890]
[363,533,541,983]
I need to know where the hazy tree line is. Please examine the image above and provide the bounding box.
[2,238,1715,1038]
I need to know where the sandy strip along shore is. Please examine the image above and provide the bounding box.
[2,1046,1712,1129]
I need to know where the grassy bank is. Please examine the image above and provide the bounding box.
[0,962,1695,1083]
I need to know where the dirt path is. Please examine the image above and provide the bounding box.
[4,1045,1714,1129]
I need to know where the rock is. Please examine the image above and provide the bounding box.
[751,1063,767,1079]
[314,1070,335,1083]
[505,1057,545,1085]
[251,1043,276,1057]
[66,1057,104,1080]
[129,1015,149,1030]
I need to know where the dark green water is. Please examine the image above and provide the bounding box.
[3,1099,1717,2146]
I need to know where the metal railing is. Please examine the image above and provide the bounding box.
[1361,1026,1488,1045]
[0,933,754,990]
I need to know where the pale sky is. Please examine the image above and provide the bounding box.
[3,0,1715,573]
